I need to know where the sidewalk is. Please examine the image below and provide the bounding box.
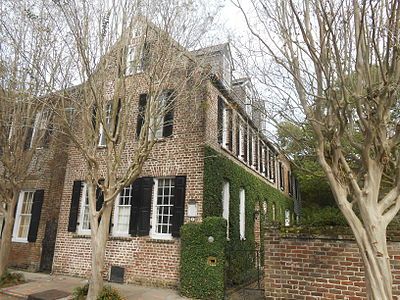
[0,271,188,300]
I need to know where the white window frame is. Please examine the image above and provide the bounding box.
[239,188,245,240]
[149,93,167,140]
[126,44,145,76]
[78,183,91,235]
[150,177,175,240]
[222,181,230,240]
[98,103,112,147]
[112,186,133,237]
[222,106,228,149]
[12,190,35,243]
[238,122,244,160]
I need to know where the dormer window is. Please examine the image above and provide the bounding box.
[126,42,149,76]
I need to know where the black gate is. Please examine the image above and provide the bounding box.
[39,219,58,272]
[226,249,264,299]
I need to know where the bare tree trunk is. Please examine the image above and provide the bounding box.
[0,193,18,276]
[87,194,113,299]
[358,226,392,300]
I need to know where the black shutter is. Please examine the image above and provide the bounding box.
[92,105,98,130]
[68,181,83,232]
[27,189,44,242]
[171,176,186,237]
[137,177,153,236]
[96,185,104,211]
[24,126,34,150]
[136,94,148,137]
[162,91,174,137]
[217,97,223,144]
[113,98,122,137]
[129,178,142,236]
[227,109,233,151]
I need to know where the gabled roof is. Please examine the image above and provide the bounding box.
[191,42,234,70]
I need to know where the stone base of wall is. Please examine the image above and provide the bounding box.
[264,226,400,300]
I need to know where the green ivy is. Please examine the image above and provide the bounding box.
[180,217,226,300]
[203,146,293,285]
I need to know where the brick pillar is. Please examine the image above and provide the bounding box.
[264,226,282,300]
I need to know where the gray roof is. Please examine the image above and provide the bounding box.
[191,43,230,56]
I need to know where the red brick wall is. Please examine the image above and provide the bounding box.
[264,227,400,300]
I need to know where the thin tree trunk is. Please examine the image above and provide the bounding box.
[0,193,18,276]
[358,227,392,300]
[87,201,113,299]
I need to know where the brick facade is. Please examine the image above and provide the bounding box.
[264,227,400,299]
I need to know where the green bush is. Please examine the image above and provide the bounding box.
[97,285,124,300]
[301,206,348,227]
[0,271,25,288]
[72,284,124,300]
[180,217,226,300]
[72,283,89,300]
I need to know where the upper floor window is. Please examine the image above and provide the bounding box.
[222,181,230,239]
[239,188,245,240]
[238,121,244,159]
[136,91,174,140]
[279,162,285,191]
[98,103,112,147]
[268,151,276,182]
[24,110,52,149]
[126,42,149,76]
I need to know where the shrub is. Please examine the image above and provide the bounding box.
[0,271,25,288]
[72,283,88,300]
[97,285,124,300]
[301,206,348,227]
[72,284,124,300]
[180,217,226,300]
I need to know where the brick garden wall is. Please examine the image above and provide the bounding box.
[264,227,400,300]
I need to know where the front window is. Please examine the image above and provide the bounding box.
[13,191,35,242]
[238,122,244,159]
[239,188,245,240]
[151,178,175,239]
[113,186,133,236]
[126,43,149,76]
[222,181,230,239]
[78,184,90,235]
[149,93,168,139]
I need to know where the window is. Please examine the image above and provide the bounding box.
[238,122,244,159]
[239,188,245,240]
[13,191,35,242]
[78,184,90,235]
[222,107,228,148]
[279,162,285,190]
[137,91,174,140]
[222,181,230,239]
[125,43,149,75]
[284,209,291,226]
[25,111,51,149]
[113,186,133,236]
[269,150,276,182]
[272,203,276,221]
[248,131,253,166]
[151,178,175,239]
[98,103,112,147]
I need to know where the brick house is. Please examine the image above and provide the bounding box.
[4,26,299,286]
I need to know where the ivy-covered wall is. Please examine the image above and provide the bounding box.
[180,217,226,300]
[203,146,293,285]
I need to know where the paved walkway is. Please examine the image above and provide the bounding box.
[0,271,188,300]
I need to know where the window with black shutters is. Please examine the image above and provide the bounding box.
[279,162,285,190]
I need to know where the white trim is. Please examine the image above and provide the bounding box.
[77,183,91,235]
[239,188,245,240]
[12,190,35,243]
[222,181,230,240]
[112,186,132,237]
[150,178,174,240]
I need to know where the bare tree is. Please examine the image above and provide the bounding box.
[234,0,400,298]
[43,0,217,297]
[0,1,64,276]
